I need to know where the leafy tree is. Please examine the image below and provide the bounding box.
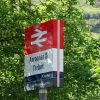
[0,0,100,100]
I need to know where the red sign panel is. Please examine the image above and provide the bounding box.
[24,20,64,55]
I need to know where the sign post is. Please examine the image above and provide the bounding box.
[24,20,64,99]
[39,89,47,100]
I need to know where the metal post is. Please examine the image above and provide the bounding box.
[39,89,47,100]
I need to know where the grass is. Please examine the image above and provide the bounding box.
[76,4,100,14]
[91,32,100,39]
[82,5,100,14]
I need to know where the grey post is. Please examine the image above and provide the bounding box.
[39,89,47,100]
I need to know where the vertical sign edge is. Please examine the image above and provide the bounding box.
[57,20,60,87]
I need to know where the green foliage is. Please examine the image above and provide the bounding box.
[0,0,100,100]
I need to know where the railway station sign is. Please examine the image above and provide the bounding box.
[24,20,64,91]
